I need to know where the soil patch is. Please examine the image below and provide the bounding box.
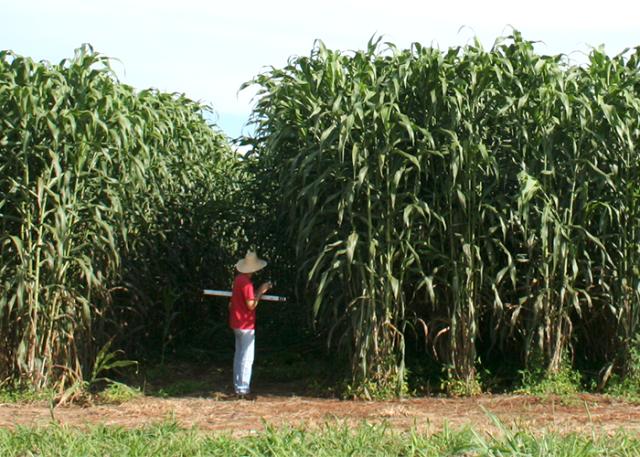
[1,363,638,435]
[0,393,639,436]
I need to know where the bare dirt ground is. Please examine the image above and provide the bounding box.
[1,364,639,435]
[1,391,640,435]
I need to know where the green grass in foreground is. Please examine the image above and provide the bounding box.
[0,421,639,457]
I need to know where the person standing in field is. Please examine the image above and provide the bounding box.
[229,251,271,399]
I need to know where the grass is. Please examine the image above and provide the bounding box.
[0,420,638,456]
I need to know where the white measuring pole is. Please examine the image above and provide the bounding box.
[203,289,287,302]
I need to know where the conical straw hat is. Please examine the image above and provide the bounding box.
[235,251,267,273]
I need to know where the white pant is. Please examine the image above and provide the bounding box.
[233,329,255,394]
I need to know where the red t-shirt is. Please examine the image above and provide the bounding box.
[229,273,256,330]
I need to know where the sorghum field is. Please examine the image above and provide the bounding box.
[2,31,640,455]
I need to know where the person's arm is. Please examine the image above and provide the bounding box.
[246,281,271,310]
[246,298,258,310]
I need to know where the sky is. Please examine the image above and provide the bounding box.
[3,0,640,140]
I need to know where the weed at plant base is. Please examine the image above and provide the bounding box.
[341,371,410,400]
[604,335,640,401]
[97,382,142,404]
[54,341,138,405]
[441,377,482,397]
[437,364,483,397]
[0,386,56,404]
[516,362,582,397]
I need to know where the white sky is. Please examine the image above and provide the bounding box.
[3,0,640,139]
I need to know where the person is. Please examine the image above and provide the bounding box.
[228,251,271,399]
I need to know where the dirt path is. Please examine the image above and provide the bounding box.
[1,393,639,435]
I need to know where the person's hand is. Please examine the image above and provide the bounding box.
[257,281,272,295]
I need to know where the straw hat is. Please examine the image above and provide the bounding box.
[235,251,267,273]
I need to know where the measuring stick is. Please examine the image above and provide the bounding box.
[203,289,287,302]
